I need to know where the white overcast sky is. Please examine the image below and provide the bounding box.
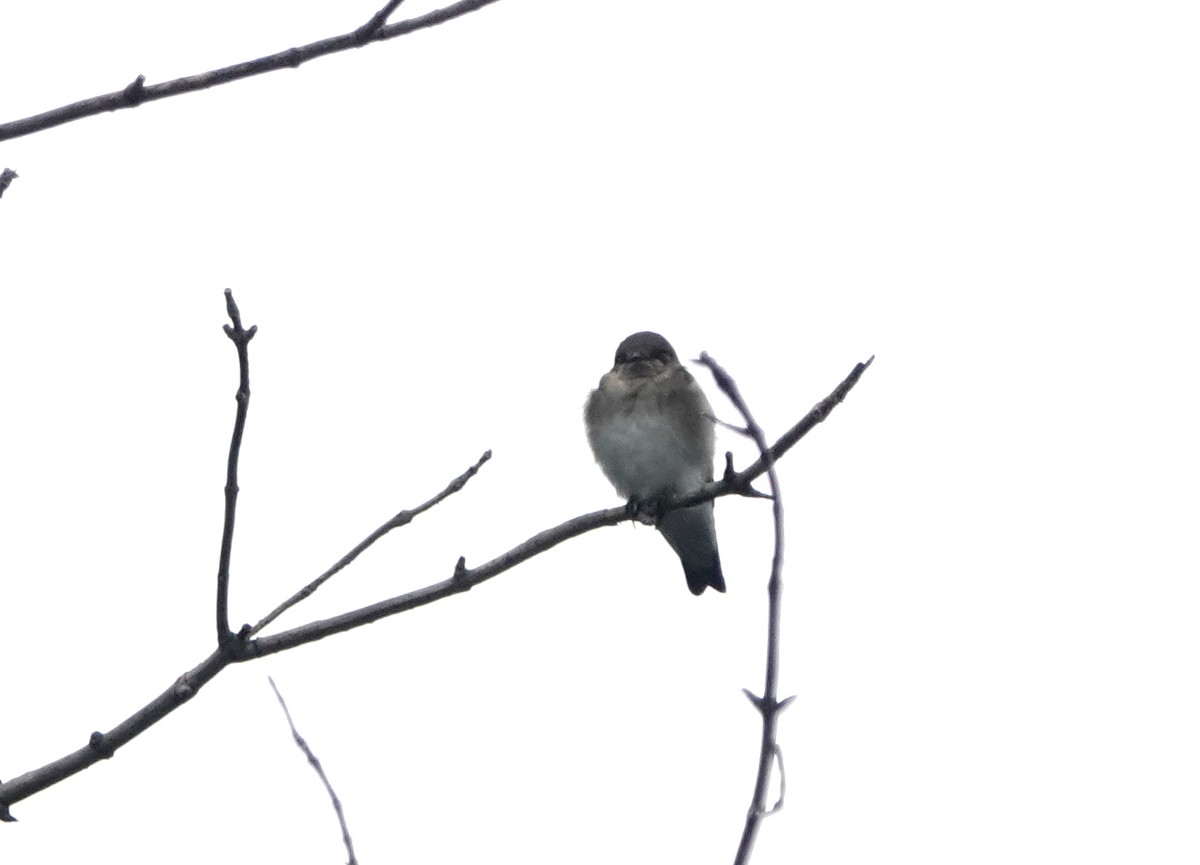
[1,1,1197,863]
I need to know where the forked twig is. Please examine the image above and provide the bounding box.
[249,449,493,637]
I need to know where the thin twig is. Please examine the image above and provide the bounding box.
[0,355,872,817]
[248,449,493,637]
[269,678,358,865]
[216,289,256,643]
[0,0,504,143]
[697,352,790,865]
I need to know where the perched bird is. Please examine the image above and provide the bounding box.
[585,331,725,595]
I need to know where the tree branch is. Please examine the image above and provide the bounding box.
[247,448,493,638]
[0,0,505,143]
[0,331,872,817]
[216,289,256,643]
[697,352,790,865]
[269,677,358,865]
[355,0,408,44]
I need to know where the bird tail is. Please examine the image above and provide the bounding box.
[658,502,725,595]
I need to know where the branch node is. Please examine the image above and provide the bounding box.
[452,555,471,586]
[122,74,147,105]
[122,74,147,106]
[0,792,15,823]
[0,167,18,199]
[742,688,765,711]
[88,731,116,759]
[731,478,773,500]
[355,0,406,44]
[219,626,253,661]
[722,451,736,482]
[173,677,195,701]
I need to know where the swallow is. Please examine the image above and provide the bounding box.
[585,331,725,595]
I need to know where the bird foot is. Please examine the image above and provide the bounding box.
[625,495,667,525]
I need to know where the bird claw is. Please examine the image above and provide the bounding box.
[625,495,664,525]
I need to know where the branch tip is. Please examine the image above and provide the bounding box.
[0,167,18,199]
[222,289,256,342]
[722,451,736,481]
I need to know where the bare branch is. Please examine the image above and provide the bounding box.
[0,646,230,813]
[216,289,257,643]
[249,502,629,656]
[356,0,407,44]
[269,678,358,865]
[0,0,505,143]
[0,337,872,817]
[696,351,791,865]
[248,449,493,637]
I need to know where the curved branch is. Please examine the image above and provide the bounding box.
[0,0,504,143]
[699,351,789,864]
[270,678,358,865]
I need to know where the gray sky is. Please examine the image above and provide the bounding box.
[2,1,1197,862]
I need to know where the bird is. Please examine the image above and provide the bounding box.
[584,331,725,595]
